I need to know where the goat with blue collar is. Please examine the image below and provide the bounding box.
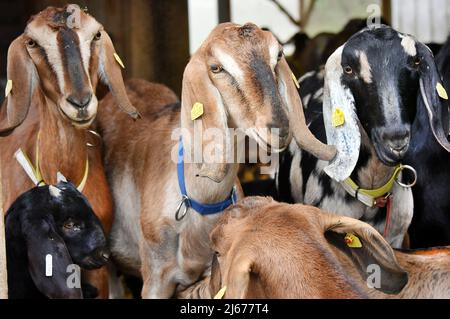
[276,25,450,248]
[97,22,336,298]
[5,178,109,299]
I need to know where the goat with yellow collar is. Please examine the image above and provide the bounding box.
[276,25,450,248]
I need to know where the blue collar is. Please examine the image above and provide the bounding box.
[177,139,237,216]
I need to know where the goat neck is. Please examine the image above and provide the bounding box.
[36,94,88,185]
[180,107,239,206]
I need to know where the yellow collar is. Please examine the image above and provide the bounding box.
[340,165,403,207]
[14,133,89,192]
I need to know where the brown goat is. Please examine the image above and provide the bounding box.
[178,197,450,299]
[0,5,138,298]
[97,22,336,298]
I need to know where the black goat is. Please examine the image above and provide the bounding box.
[405,35,450,248]
[276,25,450,248]
[5,180,109,299]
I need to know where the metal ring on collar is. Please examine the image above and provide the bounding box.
[175,195,190,221]
[395,165,417,188]
[86,130,102,148]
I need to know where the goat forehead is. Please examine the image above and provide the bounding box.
[27,9,101,43]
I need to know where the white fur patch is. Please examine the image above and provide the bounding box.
[269,41,280,69]
[27,25,65,91]
[214,48,244,82]
[399,34,417,56]
[49,185,62,198]
[289,147,303,202]
[357,51,372,83]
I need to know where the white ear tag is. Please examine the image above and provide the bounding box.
[45,254,53,277]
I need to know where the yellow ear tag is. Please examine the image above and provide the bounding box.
[332,108,345,127]
[5,79,12,98]
[345,233,362,248]
[191,102,204,121]
[114,53,125,69]
[291,72,300,89]
[213,286,227,299]
[436,83,448,100]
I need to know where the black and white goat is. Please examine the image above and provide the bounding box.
[6,180,109,299]
[276,25,450,248]
[405,35,450,248]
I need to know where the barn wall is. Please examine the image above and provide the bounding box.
[0,0,189,96]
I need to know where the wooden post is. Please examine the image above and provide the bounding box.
[382,0,392,25]
[0,157,7,299]
[218,0,231,23]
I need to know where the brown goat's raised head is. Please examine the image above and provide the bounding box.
[0,4,139,135]
[182,23,336,182]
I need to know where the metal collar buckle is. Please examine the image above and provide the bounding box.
[175,195,190,221]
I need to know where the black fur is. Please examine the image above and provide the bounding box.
[276,26,444,246]
[406,35,450,248]
[5,182,109,299]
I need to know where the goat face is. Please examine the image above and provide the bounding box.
[208,197,408,298]
[323,25,450,181]
[5,182,108,298]
[182,23,335,182]
[49,182,109,269]
[0,4,139,135]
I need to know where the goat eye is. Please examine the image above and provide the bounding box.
[64,222,74,230]
[26,39,36,48]
[210,64,223,74]
[277,50,283,61]
[413,56,422,67]
[344,65,353,74]
[94,31,102,41]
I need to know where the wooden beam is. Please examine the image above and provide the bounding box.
[218,0,231,23]
[382,0,392,25]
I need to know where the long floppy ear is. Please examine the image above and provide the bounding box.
[322,214,408,294]
[223,256,253,299]
[99,31,140,119]
[209,253,222,298]
[0,35,37,136]
[25,218,82,299]
[416,42,450,152]
[322,45,361,182]
[181,56,230,183]
[277,57,337,161]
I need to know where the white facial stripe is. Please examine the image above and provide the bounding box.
[380,80,402,125]
[214,48,244,82]
[269,42,279,69]
[27,24,66,91]
[357,51,372,83]
[77,19,102,84]
[399,34,417,56]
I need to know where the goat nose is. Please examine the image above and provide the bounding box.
[66,93,92,109]
[382,129,410,156]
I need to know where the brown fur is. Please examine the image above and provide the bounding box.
[179,197,450,299]
[98,23,334,298]
[0,5,137,298]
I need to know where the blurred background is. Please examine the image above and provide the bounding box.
[1,0,450,193]
[1,0,450,100]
